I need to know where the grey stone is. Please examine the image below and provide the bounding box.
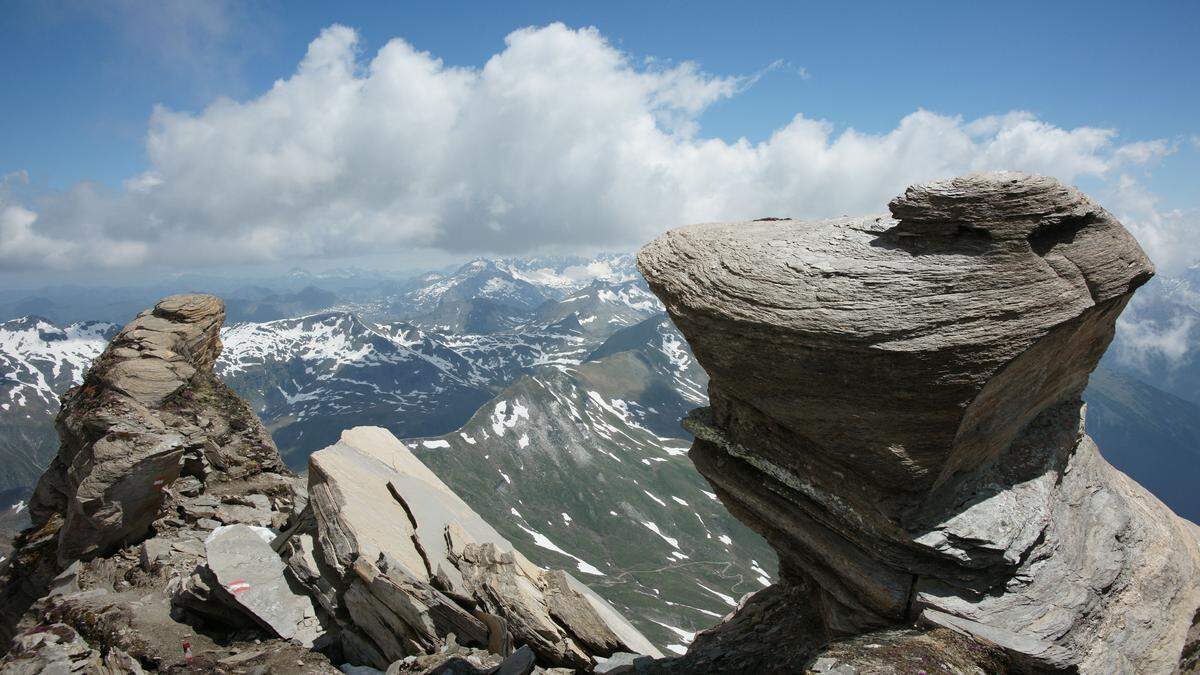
[204,524,324,647]
[492,644,535,675]
[139,537,171,571]
[172,475,204,497]
[638,172,1200,672]
[298,426,659,669]
[594,652,640,673]
[170,538,206,556]
[42,562,83,603]
[215,503,274,527]
[810,657,838,672]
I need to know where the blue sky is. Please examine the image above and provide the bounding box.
[1,1,1197,279]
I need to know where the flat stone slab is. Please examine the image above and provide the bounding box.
[204,524,322,646]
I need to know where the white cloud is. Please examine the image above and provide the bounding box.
[1113,302,1197,372]
[2,23,1192,272]
[1102,175,1199,276]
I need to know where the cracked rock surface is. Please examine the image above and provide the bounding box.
[638,172,1200,672]
[285,425,661,670]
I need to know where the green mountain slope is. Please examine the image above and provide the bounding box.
[409,316,774,654]
[1084,367,1200,522]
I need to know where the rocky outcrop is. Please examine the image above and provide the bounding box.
[638,172,1200,672]
[0,296,656,673]
[281,426,661,670]
[2,623,145,674]
[29,294,284,565]
[0,294,330,671]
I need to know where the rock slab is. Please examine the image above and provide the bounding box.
[289,426,660,669]
[204,524,323,646]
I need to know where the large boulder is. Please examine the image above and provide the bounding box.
[292,426,661,670]
[638,172,1200,672]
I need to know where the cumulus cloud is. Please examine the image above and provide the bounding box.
[1114,312,1196,370]
[2,22,1193,272]
[1102,175,1199,275]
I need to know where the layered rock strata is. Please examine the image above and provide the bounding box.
[638,172,1200,672]
[282,426,660,670]
[29,293,284,565]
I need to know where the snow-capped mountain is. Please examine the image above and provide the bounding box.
[388,255,643,332]
[585,314,708,431]
[217,312,497,467]
[394,259,552,319]
[0,318,116,496]
[0,317,116,413]
[493,253,639,293]
[408,313,773,654]
[530,278,664,338]
[215,308,615,466]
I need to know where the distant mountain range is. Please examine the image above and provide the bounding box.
[0,317,116,498]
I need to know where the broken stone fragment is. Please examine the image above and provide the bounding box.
[139,537,171,572]
[344,554,491,663]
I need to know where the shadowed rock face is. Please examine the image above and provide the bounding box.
[638,173,1200,672]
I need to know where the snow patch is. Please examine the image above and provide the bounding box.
[696,581,738,607]
[641,521,680,549]
[514,523,605,577]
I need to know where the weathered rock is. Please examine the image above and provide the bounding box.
[139,537,171,572]
[293,426,659,669]
[0,622,144,674]
[26,294,284,566]
[638,172,1200,671]
[0,294,323,669]
[202,524,324,646]
[343,554,489,663]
